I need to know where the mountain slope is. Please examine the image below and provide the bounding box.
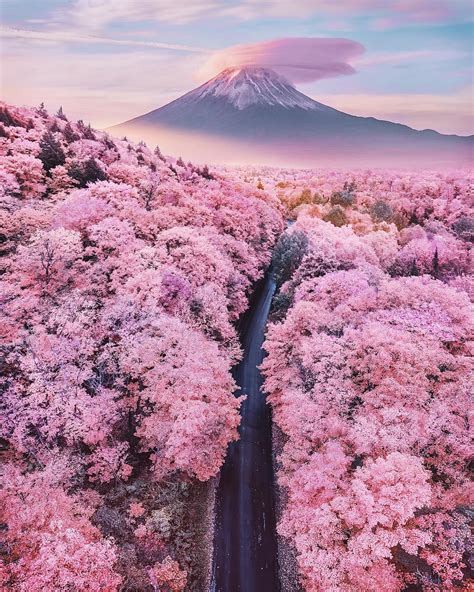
[110,66,473,166]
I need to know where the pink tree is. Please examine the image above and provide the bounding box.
[1,464,122,591]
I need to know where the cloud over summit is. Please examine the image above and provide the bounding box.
[202,38,365,83]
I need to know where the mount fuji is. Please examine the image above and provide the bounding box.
[110,66,473,167]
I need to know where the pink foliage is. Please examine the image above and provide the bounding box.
[0,101,282,588]
[128,502,146,518]
[148,556,187,591]
[1,465,122,591]
[3,100,471,592]
[260,165,472,591]
[0,153,45,199]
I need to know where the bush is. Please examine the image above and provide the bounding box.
[299,188,312,202]
[313,192,327,205]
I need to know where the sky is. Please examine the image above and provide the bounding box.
[0,0,473,135]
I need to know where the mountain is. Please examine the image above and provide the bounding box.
[110,66,473,167]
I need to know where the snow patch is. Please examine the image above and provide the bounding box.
[189,67,329,111]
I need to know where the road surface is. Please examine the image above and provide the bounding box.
[210,273,280,592]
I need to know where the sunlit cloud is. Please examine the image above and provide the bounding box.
[202,38,365,83]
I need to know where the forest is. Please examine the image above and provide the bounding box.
[256,167,473,591]
[0,102,283,590]
[0,103,472,591]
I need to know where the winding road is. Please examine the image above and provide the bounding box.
[210,273,280,592]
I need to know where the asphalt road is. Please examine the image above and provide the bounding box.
[210,273,280,592]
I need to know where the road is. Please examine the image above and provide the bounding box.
[210,273,280,592]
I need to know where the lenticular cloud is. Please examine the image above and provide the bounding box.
[203,37,365,83]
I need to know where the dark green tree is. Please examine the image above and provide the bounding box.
[370,200,394,222]
[410,258,419,276]
[271,231,309,288]
[37,102,48,117]
[68,157,107,188]
[63,122,80,143]
[432,247,440,278]
[56,106,68,120]
[0,106,16,127]
[154,145,165,161]
[38,131,66,172]
[77,120,96,140]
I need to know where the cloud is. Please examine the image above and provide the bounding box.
[62,0,221,30]
[201,37,365,83]
[224,0,470,27]
[0,26,210,53]
[53,0,472,31]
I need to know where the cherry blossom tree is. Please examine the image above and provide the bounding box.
[1,464,122,591]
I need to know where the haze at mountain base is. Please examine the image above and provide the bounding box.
[109,66,473,168]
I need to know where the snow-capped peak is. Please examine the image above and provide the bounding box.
[188,66,327,111]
